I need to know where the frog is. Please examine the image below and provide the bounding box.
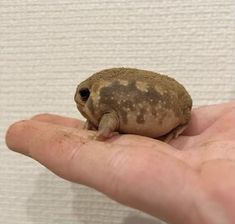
[74,67,192,142]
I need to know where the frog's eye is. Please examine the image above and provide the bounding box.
[79,88,90,102]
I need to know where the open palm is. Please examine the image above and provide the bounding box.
[6,102,235,224]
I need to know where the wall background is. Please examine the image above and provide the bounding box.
[0,0,234,223]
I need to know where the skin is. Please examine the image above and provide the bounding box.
[5,101,235,224]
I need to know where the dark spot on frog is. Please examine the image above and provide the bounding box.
[99,81,129,124]
[150,106,157,116]
[122,100,135,111]
[99,80,176,124]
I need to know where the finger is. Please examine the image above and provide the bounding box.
[5,120,92,158]
[30,114,165,148]
[32,113,176,150]
[200,109,235,141]
[168,135,198,150]
[170,106,235,150]
[5,120,101,182]
[107,134,170,148]
[5,120,199,223]
[31,113,180,150]
[32,113,85,129]
[184,101,235,136]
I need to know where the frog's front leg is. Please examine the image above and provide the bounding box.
[162,124,188,143]
[95,111,119,140]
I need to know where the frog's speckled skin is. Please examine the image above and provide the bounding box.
[74,68,192,141]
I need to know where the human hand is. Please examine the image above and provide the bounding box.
[5,102,235,224]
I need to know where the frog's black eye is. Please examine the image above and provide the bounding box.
[79,88,90,102]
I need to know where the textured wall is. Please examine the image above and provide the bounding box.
[0,0,234,223]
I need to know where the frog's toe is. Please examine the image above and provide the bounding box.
[161,124,188,143]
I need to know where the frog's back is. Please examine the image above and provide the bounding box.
[89,67,170,83]
[90,67,192,121]
[89,68,191,102]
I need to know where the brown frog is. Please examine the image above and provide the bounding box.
[74,68,192,141]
